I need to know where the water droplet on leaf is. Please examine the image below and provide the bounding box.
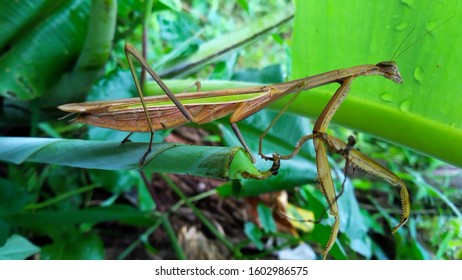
[400,0,415,9]
[400,99,412,113]
[380,93,394,102]
[413,66,425,82]
[394,22,409,31]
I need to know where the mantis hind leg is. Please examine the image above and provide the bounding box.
[125,44,198,164]
[125,44,196,122]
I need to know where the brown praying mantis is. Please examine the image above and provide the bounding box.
[58,43,410,259]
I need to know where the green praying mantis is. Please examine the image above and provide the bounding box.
[58,43,410,259]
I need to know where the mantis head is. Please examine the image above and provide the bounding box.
[375,61,403,84]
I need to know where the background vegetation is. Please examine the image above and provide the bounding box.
[0,0,461,259]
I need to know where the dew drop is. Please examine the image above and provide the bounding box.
[394,22,409,31]
[380,93,394,102]
[400,99,412,113]
[425,20,439,32]
[413,66,425,82]
[400,0,416,9]
[369,40,380,54]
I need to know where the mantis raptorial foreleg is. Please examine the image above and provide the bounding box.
[337,135,357,200]
[313,75,409,238]
[309,77,355,258]
[313,137,340,259]
[323,133,410,233]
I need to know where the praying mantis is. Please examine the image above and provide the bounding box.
[58,43,410,259]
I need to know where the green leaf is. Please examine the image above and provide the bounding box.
[0,1,44,47]
[136,179,156,211]
[244,222,264,250]
[0,178,34,216]
[0,137,273,180]
[0,0,117,107]
[232,64,284,83]
[301,186,347,260]
[0,235,40,260]
[336,180,371,258]
[307,224,347,260]
[89,168,156,211]
[435,229,455,259]
[284,0,462,168]
[41,230,105,260]
[236,0,250,14]
[0,1,90,100]
[407,169,462,219]
[6,204,152,228]
[38,0,118,107]
[158,5,294,77]
[256,204,277,233]
[0,219,11,246]
[89,170,139,194]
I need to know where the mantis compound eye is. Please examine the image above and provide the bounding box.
[376,61,403,84]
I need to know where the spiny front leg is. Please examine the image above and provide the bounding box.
[314,138,340,259]
[323,133,410,233]
[313,77,355,133]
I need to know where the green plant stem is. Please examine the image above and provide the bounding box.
[119,189,218,259]
[160,214,186,260]
[25,184,99,210]
[117,217,163,260]
[170,189,217,212]
[159,173,235,251]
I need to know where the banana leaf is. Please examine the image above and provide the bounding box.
[0,137,275,180]
[274,0,462,168]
